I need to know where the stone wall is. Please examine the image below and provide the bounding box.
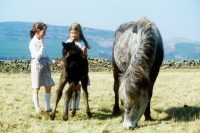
[161,60,200,69]
[0,57,113,73]
[0,58,200,73]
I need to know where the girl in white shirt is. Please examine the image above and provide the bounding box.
[29,22,60,114]
[67,22,91,110]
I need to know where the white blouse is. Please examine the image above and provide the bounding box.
[66,39,84,48]
[29,35,55,63]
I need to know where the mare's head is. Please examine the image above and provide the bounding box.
[118,67,151,130]
[62,41,83,58]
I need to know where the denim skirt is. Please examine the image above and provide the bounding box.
[31,57,55,88]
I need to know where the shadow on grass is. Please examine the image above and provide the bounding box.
[154,105,200,121]
[91,112,114,120]
[134,106,200,129]
[89,107,119,120]
[41,108,116,121]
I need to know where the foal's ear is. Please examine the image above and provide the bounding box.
[62,41,67,47]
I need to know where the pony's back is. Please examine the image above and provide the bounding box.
[114,17,163,73]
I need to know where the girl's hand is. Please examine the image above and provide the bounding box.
[38,40,44,47]
[81,46,88,57]
[56,61,63,67]
[81,46,86,51]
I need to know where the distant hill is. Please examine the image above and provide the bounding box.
[0,21,114,60]
[163,37,200,61]
[0,22,200,61]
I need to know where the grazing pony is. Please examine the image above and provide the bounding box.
[50,41,92,121]
[112,17,164,129]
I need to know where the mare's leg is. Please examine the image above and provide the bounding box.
[50,73,67,120]
[112,62,121,115]
[144,41,164,120]
[144,65,160,121]
[81,76,92,117]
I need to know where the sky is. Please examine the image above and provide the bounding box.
[0,0,200,42]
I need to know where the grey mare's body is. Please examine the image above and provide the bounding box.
[112,17,164,129]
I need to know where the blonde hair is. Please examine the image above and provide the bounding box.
[69,23,91,49]
[30,22,47,39]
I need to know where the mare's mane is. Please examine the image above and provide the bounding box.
[117,17,161,102]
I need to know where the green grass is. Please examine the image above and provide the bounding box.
[0,70,200,133]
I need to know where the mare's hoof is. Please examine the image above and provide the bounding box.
[112,106,121,116]
[145,116,154,121]
[112,110,121,116]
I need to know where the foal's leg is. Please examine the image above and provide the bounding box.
[63,82,78,120]
[50,73,67,120]
[71,82,78,116]
[81,76,92,117]
[112,63,121,116]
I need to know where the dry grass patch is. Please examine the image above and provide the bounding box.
[0,69,200,133]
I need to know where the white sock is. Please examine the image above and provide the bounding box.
[68,91,81,110]
[45,93,51,110]
[76,91,81,110]
[33,93,40,111]
[87,75,91,86]
[68,99,72,110]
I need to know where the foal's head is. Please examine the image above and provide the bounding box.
[62,41,83,58]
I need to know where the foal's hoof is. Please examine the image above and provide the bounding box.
[71,112,76,117]
[50,114,55,121]
[87,112,92,117]
[62,116,68,121]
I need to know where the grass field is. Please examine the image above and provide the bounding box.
[0,69,200,133]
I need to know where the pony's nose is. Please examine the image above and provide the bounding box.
[128,126,136,130]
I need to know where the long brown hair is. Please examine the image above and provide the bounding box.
[69,23,91,49]
[30,22,47,39]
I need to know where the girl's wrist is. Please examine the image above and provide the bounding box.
[52,59,56,64]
